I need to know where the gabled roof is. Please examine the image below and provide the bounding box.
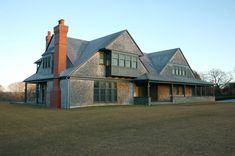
[146,48,178,74]
[25,30,127,82]
[137,48,212,85]
[61,30,126,77]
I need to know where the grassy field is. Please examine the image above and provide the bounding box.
[0,102,234,156]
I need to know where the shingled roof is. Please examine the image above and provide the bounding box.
[146,48,178,74]
[25,30,126,82]
[135,73,211,85]
[137,48,212,85]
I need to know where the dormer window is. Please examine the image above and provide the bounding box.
[42,56,51,69]
[172,66,186,76]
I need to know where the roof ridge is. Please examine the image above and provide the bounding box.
[67,37,88,42]
[89,29,126,42]
[147,48,179,55]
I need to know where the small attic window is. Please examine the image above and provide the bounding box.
[99,52,104,65]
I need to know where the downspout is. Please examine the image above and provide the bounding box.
[67,77,70,109]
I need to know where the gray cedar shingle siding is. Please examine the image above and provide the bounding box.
[71,53,106,78]
[106,31,142,56]
[161,50,195,78]
[70,79,94,107]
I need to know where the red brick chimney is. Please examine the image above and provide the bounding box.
[50,19,68,108]
[46,31,51,48]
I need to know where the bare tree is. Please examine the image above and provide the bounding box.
[7,82,35,101]
[8,82,25,93]
[193,70,201,80]
[0,84,4,92]
[204,69,233,95]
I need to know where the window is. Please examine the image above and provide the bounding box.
[132,56,137,68]
[94,81,117,103]
[179,67,182,75]
[42,56,51,69]
[175,67,178,75]
[119,54,125,67]
[112,53,118,66]
[99,52,104,64]
[125,56,131,68]
[172,68,175,75]
[48,56,51,68]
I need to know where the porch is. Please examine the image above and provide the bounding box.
[134,81,215,105]
[24,82,47,105]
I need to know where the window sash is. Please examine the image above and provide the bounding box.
[94,81,117,103]
[99,52,104,64]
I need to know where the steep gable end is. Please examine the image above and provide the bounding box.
[169,49,188,65]
[106,30,142,56]
[161,49,195,78]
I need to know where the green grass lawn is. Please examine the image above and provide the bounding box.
[0,102,235,156]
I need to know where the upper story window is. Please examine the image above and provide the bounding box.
[119,54,125,67]
[111,52,138,68]
[99,52,104,65]
[132,57,137,68]
[112,53,118,66]
[42,56,51,69]
[172,66,186,76]
[125,56,131,68]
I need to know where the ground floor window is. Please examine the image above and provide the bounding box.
[94,81,117,103]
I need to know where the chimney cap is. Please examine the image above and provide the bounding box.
[58,19,64,25]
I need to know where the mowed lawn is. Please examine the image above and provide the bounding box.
[0,102,235,156]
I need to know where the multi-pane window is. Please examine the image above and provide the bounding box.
[112,53,118,66]
[111,52,138,68]
[132,56,137,68]
[172,66,186,76]
[179,67,182,75]
[125,56,131,68]
[42,56,51,69]
[99,52,104,64]
[119,54,125,67]
[94,81,117,103]
[175,67,178,75]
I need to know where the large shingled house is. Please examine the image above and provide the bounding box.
[24,19,215,108]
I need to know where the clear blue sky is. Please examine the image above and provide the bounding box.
[0,0,234,88]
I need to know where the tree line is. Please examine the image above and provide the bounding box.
[0,82,35,102]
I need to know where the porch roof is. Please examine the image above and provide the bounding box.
[24,73,53,83]
[134,73,213,85]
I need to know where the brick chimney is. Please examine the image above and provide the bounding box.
[50,19,68,108]
[46,31,51,48]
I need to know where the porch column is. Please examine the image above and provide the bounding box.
[36,83,39,104]
[200,86,202,96]
[204,86,207,96]
[147,81,151,106]
[183,84,186,97]
[171,84,174,102]
[24,82,28,103]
